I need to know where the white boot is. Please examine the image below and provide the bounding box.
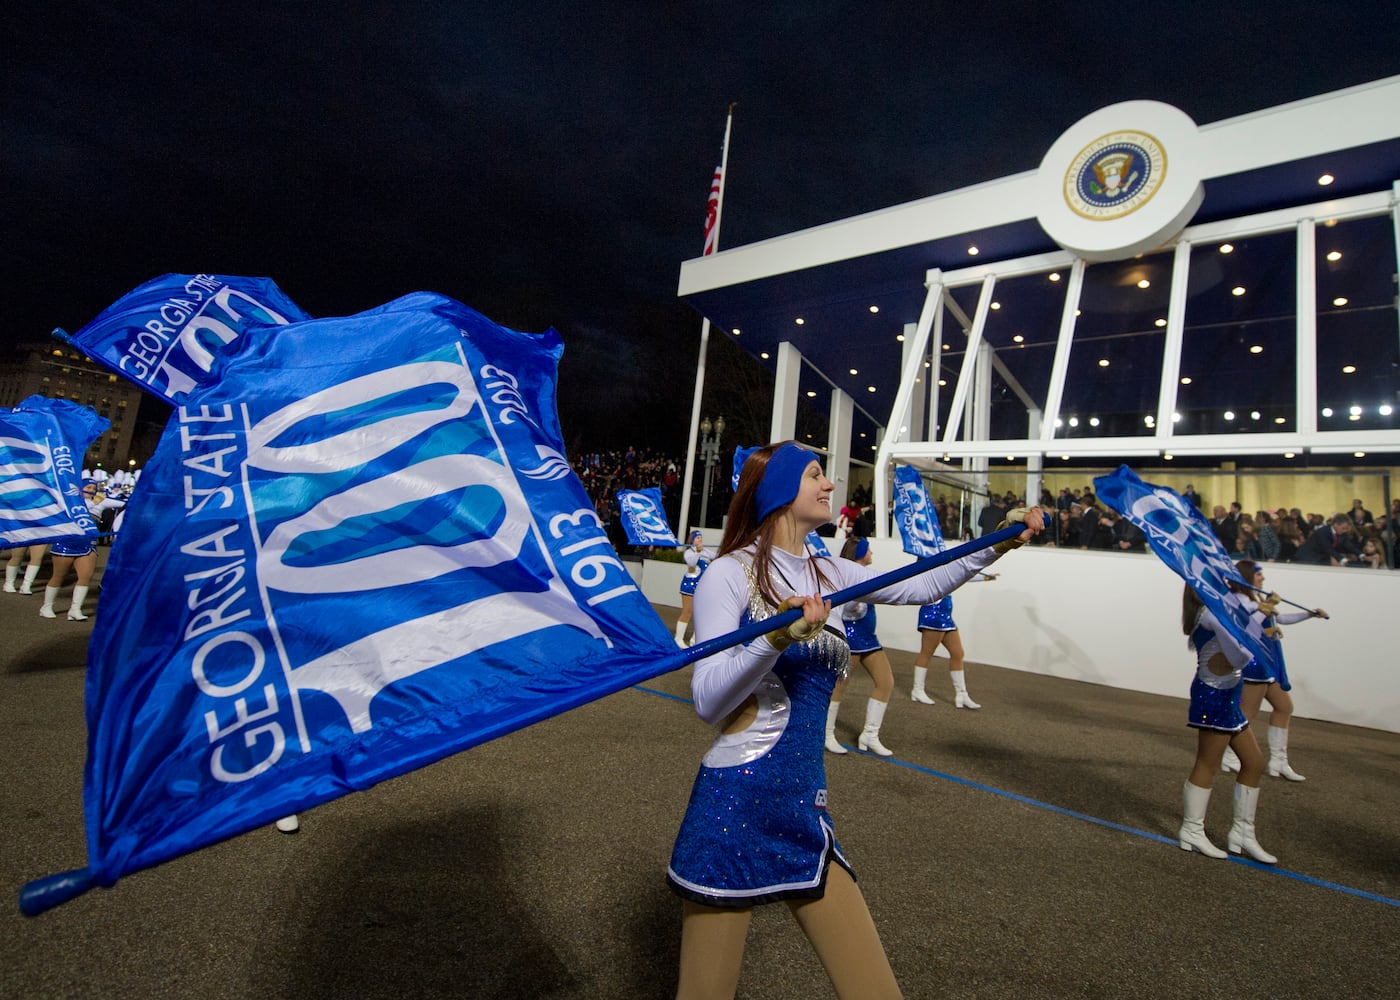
[4,565,18,592]
[1227,783,1278,863]
[951,670,981,710]
[275,815,300,834]
[911,666,936,704]
[39,586,59,619]
[825,702,847,754]
[674,620,688,648]
[1178,781,1227,858]
[20,564,42,594]
[1266,725,1306,781]
[857,698,893,756]
[1220,746,1241,773]
[67,585,90,621]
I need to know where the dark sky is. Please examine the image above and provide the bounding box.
[6,3,1400,445]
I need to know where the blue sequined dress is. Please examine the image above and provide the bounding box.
[667,568,852,907]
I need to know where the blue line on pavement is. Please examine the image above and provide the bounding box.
[631,684,1400,910]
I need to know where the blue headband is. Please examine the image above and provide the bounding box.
[755,443,817,522]
[853,538,869,560]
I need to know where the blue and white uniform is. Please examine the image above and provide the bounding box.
[1187,607,1253,733]
[841,602,881,655]
[679,543,715,598]
[667,541,1001,907]
[1239,597,1309,691]
[917,595,956,632]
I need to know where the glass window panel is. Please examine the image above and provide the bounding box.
[981,271,1069,439]
[1055,251,1174,438]
[1178,232,1297,435]
[1315,214,1400,433]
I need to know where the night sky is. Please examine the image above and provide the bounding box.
[6,3,1400,447]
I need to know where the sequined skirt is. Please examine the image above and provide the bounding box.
[1187,676,1247,732]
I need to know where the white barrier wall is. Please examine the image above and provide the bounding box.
[633,540,1400,734]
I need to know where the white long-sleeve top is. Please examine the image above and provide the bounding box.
[689,544,999,725]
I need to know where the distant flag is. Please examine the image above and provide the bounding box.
[805,531,831,557]
[21,290,687,915]
[731,444,759,490]
[1094,465,1281,675]
[616,487,681,546]
[892,465,947,558]
[703,164,723,256]
[54,273,312,405]
[0,396,110,548]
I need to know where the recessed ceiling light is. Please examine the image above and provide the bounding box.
[760,352,770,360]
[849,368,858,375]
[1274,417,1286,424]
[1353,451,1366,458]
[1180,376,1192,385]
[1342,365,1356,374]
[1284,452,1295,459]
[1321,407,1333,417]
[1144,415,1155,427]
[1068,417,1079,427]
[967,245,979,256]
[990,301,1001,310]
[937,379,947,387]
[732,328,741,335]
[867,386,877,393]
[1250,410,1261,420]
[1326,251,1342,262]
[1137,279,1150,289]
[1350,405,1363,415]
[1318,173,1335,186]
[794,317,804,325]
[1098,359,1110,367]
[895,333,904,342]
[1049,272,1061,282]
[869,305,879,313]
[1154,318,1166,327]
[1379,404,1393,415]
[1232,286,1246,296]
[1164,454,1173,461]
[806,390,817,398]
[1219,243,1234,254]
[1249,345,1264,354]
[1224,411,1236,421]
[1012,334,1024,343]
[1089,417,1100,427]
[942,344,950,350]
[1333,297,1348,307]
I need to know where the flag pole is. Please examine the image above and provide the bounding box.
[676,518,1036,667]
[678,104,736,540]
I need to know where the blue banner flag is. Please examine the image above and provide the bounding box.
[805,531,831,557]
[22,291,686,915]
[0,396,110,547]
[616,487,680,546]
[56,273,312,405]
[1093,465,1281,676]
[892,465,947,558]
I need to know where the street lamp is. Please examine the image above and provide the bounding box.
[698,414,725,528]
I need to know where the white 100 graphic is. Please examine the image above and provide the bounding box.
[241,359,622,734]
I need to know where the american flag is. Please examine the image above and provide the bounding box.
[703,164,722,255]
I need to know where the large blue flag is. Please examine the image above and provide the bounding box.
[55,273,312,405]
[22,291,686,914]
[616,487,680,546]
[0,396,110,548]
[892,464,947,558]
[1094,465,1281,676]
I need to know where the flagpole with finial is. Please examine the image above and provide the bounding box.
[678,104,736,541]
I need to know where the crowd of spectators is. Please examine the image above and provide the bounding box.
[571,449,1397,570]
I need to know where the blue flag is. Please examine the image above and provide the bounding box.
[22,291,686,915]
[57,273,312,404]
[892,465,947,558]
[805,531,831,557]
[0,396,110,547]
[616,487,680,546]
[1094,465,1281,676]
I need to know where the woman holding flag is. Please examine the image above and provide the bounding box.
[1218,560,1327,781]
[666,441,1043,999]
[1178,583,1279,864]
[674,530,716,647]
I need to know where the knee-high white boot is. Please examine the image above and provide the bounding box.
[39,586,59,618]
[20,564,42,595]
[951,670,981,710]
[910,666,936,704]
[1220,746,1241,773]
[67,585,90,621]
[825,702,848,754]
[1266,725,1306,781]
[1178,781,1227,858]
[857,698,893,756]
[4,565,18,592]
[1227,783,1277,863]
[673,619,688,647]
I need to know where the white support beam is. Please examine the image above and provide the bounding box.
[771,341,802,443]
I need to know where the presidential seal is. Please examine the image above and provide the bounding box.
[1063,130,1166,221]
